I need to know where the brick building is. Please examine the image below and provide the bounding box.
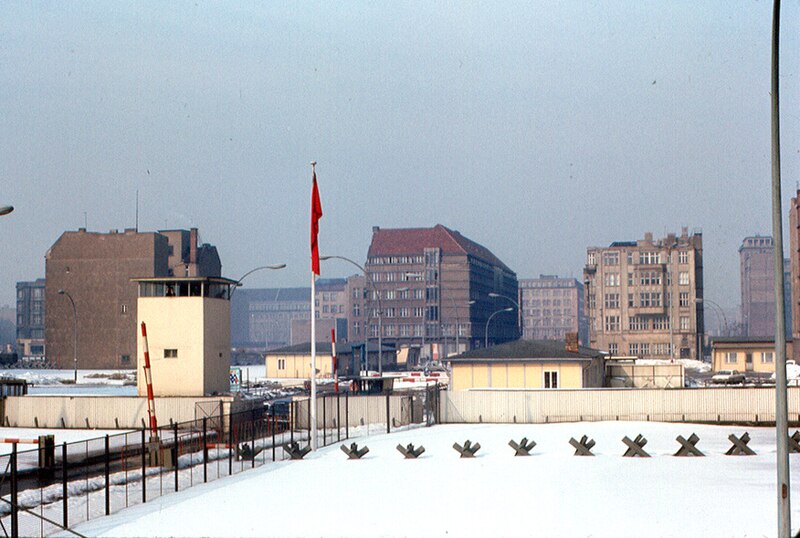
[16,278,46,359]
[366,224,518,361]
[45,228,220,369]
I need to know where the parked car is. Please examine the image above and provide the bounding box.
[711,369,746,385]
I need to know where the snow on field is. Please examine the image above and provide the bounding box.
[71,421,800,537]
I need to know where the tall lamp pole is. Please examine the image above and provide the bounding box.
[230,264,287,298]
[485,307,513,348]
[320,255,384,375]
[769,1,790,533]
[58,290,78,383]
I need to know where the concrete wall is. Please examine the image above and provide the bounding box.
[2,396,238,429]
[440,387,800,424]
[294,394,413,429]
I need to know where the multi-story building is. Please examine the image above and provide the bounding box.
[583,229,704,360]
[739,236,779,337]
[45,227,221,369]
[519,275,587,344]
[345,274,367,344]
[16,278,46,360]
[231,279,348,350]
[366,224,518,361]
[789,191,800,359]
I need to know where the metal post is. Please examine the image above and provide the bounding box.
[322,395,326,447]
[141,429,146,504]
[174,422,179,491]
[105,435,110,515]
[228,412,233,475]
[290,401,295,445]
[202,417,208,483]
[62,442,68,529]
[250,409,256,469]
[272,414,276,462]
[386,392,391,434]
[11,443,18,538]
[770,1,790,534]
[337,392,341,442]
[345,391,350,439]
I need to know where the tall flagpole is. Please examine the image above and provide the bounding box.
[310,161,319,451]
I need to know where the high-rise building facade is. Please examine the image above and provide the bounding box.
[366,224,518,360]
[583,229,704,360]
[16,278,46,359]
[739,236,776,337]
[519,275,587,344]
[788,191,800,356]
[45,228,221,369]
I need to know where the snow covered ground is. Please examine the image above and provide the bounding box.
[70,421,800,537]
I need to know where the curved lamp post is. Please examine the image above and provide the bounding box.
[485,307,514,348]
[447,297,475,356]
[230,264,287,298]
[0,206,13,216]
[489,292,520,339]
[58,289,78,383]
[320,255,384,375]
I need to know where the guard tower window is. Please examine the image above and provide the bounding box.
[164,349,178,359]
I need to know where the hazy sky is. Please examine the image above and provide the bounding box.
[2,1,798,318]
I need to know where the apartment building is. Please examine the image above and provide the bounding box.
[583,229,704,360]
[366,224,518,361]
[16,278,46,359]
[519,276,587,344]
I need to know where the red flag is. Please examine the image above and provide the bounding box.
[310,170,323,275]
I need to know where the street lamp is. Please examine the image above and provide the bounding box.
[58,289,78,383]
[320,255,384,375]
[0,206,13,216]
[446,296,475,357]
[230,264,287,298]
[489,292,520,338]
[485,307,514,348]
[697,298,729,337]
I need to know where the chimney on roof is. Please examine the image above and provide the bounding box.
[190,228,198,264]
[372,226,380,233]
[566,332,579,353]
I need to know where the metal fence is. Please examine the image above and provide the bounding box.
[0,387,439,538]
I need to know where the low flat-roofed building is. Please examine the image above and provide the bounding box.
[265,341,396,379]
[446,339,605,391]
[710,336,792,375]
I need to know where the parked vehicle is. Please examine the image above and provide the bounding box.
[711,369,746,385]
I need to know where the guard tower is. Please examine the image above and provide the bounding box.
[133,277,237,397]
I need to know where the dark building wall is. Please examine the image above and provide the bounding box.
[739,236,775,337]
[45,228,220,369]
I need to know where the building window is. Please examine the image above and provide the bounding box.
[603,252,619,266]
[639,252,659,264]
[353,304,361,317]
[121,355,131,364]
[639,292,662,307]
[121,304,128,314]
[544,371,559,389]
[628,293,635,308]
[164,349,178,359]
[587,253,596,265]
[679,251,689,264]
[627,273,634,286]
[605,315,620,332]
[639,271,662,286]
[679,292,690,307]
[629,316,649,331]
[640,343,650,356]
[680,316,690,330]
[278,358,286,370]
[653,316,670,330]
[604,293,620,309]
[608,343,618,355]
[762,351,774,364]
[604,273,620,287]
[679,271,690,285]
[629,343,640,356]
[724,352,737,364]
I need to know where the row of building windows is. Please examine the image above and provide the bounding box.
[591,251,691,266]
[524,298,573,307]
[604,315,690,332]
[602,271,690,287]
[724,351,774,364]
[628,343,673,356]
[368,256,425,265]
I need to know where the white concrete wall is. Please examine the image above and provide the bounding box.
[440,387,800,424]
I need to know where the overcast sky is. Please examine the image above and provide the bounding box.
[1,1,798,319]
